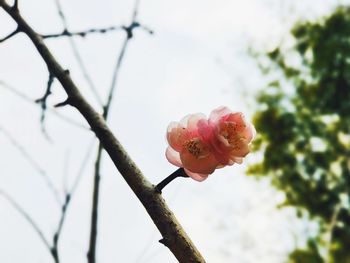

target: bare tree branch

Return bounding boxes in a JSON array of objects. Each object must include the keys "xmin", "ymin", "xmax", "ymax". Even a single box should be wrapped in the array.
[
  {"xmin": 0, "ymin": 80, "xmax": 89, "ymax": 130},
  {"xmin": 42, "ymin": 26, "xmax": 123, "ymax": 39},
  {"xmin": 52, "ymin": 0, "xmax": 103, "ymax": 106},
  {"xmin": 0, "ymin": 126, "xmax": 62, "ymax": 206},
  {"xmin": 0, "ymin": 27, "xmax": 20, "ymax": 42},
  {"xmin": 0, "ymin": 189, "xmax": 52, "ymax": 253},
  {"xmin": 0, "ymin": 1, "xmax": 206, "ymax": 261}
]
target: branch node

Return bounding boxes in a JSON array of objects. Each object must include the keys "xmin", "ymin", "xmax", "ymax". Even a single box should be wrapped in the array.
[
  {"xmin": 53, "ymin": 233, "xmax": 58, "ymax": 244},
  {"xmin": 122, "ymin": 26, "xmax": 133, "ymax": 39},
  {"xmin": 0, "ymin": 27, "xmax": 21, "ymax": 43},
  {"xmin": 35, "ymin": 73, "xmax": 55, "ymax": 138},
  {"xmin": 159, "ymin": 238, "xmax": 169, "ymax": 247},
  {"xmin": 122, "ymin": 22, "xmax": 140, "ymax": 39},
  {"xmin": 65, "ymin": 193, "xmax": 71, "ymax": 203},
  {"xmin": 12, "ymin": 0, "xmax": 19, "ymax": 11},
  {"xmin": 54, "ymin": 98, "xmax": 72, "ymax": 108}
]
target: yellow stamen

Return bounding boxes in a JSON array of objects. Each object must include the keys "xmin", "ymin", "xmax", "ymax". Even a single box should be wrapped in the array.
[
  {"xmin": 220, "ymin": 122, "xmax": 245, "ymax": 149},
  {"xmin": 184, "ymin": 139, "xmax": 209, "ymax": 159}
]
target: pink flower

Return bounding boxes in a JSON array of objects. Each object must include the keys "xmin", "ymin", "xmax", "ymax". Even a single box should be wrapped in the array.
[
  {"xmin": 166, "ymin": 113, "xmax": 219, "ymax": 181},
  {"xmin": 165, "ymin": 106, "xmax": 256, "ymax": 181},
  {"xmin": 209, "ymin": 106, "xmax": 256, "ymax": 166}
]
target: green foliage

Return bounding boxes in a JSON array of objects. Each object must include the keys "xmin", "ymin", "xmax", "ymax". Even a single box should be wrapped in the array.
[
  {"xmin": 288, "ymin": 240, "xmax": 323, "ymax": 263},
  {"xmin": 250, "ymin": 6, "xmax": 350, "ymax": 263}
]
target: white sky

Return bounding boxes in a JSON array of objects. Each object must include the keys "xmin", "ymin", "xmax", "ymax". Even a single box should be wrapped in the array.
[{"xmin": 0, "ymin": 0, "xmax": 347, "ymax": 262}]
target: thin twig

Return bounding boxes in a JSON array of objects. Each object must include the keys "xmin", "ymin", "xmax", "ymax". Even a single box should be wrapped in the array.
[
  {"xmin": 51, "ymin": 194, "xmax": 69, "ymax": 263},
  {"xmin": 0, "ymin": 80, "xmax": 89, "ymax": 130},
  {"xmin": 0, "ymin": 189, "xmax": 51, "ymax": 252},
  {"xmin": 87, "ymin": 144, "xmax": 103, "ymax": 263},
  {"xmin": 0, "ymin": 27, "xmax": 20, "ymax": 42},
  {"xmin": 52, "ymin": 0, "xmax": 103, "ymax": 106},
  {"xmin": 107, "ymin": 26, "xmax": 153, "ymax": 111},
  {"xmin": 0, "ymin": 126, "xmax": 62, "ymax": 206},
  {"xmin": 42, "ymin": 26, "xmax": 123, "ymax": 39},
  {"xmin": 51, "ymin": 138, "xmax": 95, "ymax": 261},
  {"xmin": 87, "ymin": 1, "xmax": 147, "ymax": 262},
  {"xmin": 0, "ymin": 189, "xmax": 59, "ymax": 263},
  {"xmin": 36, "ymin": 73, "xmax": 54, "ymax": 122},
  {"xmin": 13, "ymin": 0, "xmax": 18, "ymax": 10},
  {"xmin": 154, "ymin": 168, "xmax": 188, "ymax": 193},
  {"xmin": 0, "ymin": 79, "xmax": 33, "ymax": 101},
  {"xmin": 62, "ymin": 149, "xmax": 71, "ymax": 195},
  {"xmin": 0, "ymin": 1, "xmax": 205, "ymax": 260},
  {"xmin": 35, "ymin": 73, "xmax": 55, "ymax": 139},
  {"xmin": 70, "ymin": 138, "xmax": 96, "ymax": 194}
]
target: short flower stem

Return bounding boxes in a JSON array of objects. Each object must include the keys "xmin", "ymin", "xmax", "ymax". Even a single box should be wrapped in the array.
[{"xmin": 155, "ymin": 168, "xmax": 189, "ymax": 193}]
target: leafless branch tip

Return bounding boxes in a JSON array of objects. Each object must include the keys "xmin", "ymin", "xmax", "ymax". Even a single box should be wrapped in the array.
[{"xmin": 0, "ymin": 27, "xmax": 20, "ymax": 43}]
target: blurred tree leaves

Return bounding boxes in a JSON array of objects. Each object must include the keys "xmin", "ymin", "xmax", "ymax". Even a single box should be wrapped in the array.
[{"xmin": 249, "ymin": 6, "xmax": 350, "ymax": 263}]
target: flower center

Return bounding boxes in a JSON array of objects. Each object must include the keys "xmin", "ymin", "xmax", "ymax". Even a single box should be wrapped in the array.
[
  {"xmin": 220, "ymin": 122, "xmax": 245, "ymax": 149},
  {"xmin": 184, "ymin": 139, "xmax": 209, "ymax": 159},
  {"xmin": 220, "ymin": 122, "xmax": 237, "ymax": 142}
]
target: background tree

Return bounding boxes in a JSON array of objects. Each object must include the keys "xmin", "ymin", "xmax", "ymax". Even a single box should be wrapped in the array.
[{"xmin": 250, "ymin": 5, "xmax": 350, "ymax": 263}]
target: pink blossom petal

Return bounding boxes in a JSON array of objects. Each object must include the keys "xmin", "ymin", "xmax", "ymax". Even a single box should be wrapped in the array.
[
  {"xmin": 166, "ymin": 124, "xmax": 190, "ymax": 152},
  {"xmin": 165, "ymin": 147, "xmax": 183, "ymax": 167},
  {"xmin": 231, "ymin": 157, "xmax": 243, "ymax": 164},
  {"xmin": 229, "ymin": 141, "xmax": 250, "ymax": 157},
  {"xmin": 166, "ymin": 122, "xmax": 179, "ymax": 146},
  {"xmin": 179, "ymin": 113, "xmax": 205, "ymax": 128},
  {"xmin": 179, "ymin": 114, "xmax": 192, "ymax": 127},
  {"xmin": 209, "ymin": 106, "xmax": 232, "ymax": 125},
  {"xmin": 215, "ymin": 164, "xmax": 226, "ymax": 169},
  {"xmin": 226, "ymin": 113, "xmax": 256, "ymax": 143},
  {"xmin": 242, "ymin": 123, "xmax": 256, "ymax": 142},
  {"xmin": 186, "ymin": 113, "xmax": 207, "ymax": 138},
  {"xmin": 180, "ymin": 145, "xmax": 219, "ymax": 174},
  {"xmin": 226, "ymin": 112, "xmax": 245, "ymax": 124},
  {"xmin": 197, "ymin": 118, "xmax": 214, "ymax": 142},
  {"xmin": 167, "ymin": 121, "xmax": 179, "ymax": 133},
  {"xmin": 210, "ymin": 144, "xmax": 231, "ymax": 165},
  {"xmin": 217, "ymin": 134, "xmax": 231, "ymax": 147},
  {"xmin": 184, "ymin": 169, "xmax": 209, "ymax": 181}
]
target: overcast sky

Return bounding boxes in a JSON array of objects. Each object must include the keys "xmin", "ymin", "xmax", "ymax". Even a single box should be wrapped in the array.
[{"xmin": 0, "ymin": 0, "xmax": 347, "ymax": 262}]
